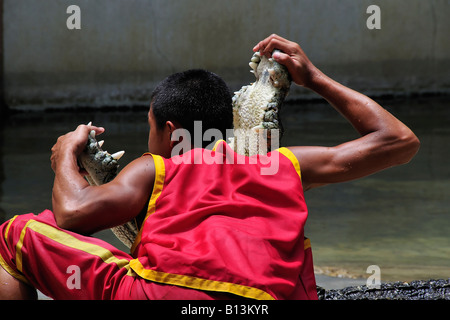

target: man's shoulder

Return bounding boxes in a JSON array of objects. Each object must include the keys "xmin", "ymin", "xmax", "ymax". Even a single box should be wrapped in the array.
[{"xmin": 115, "ymin": 154, "xmax": 156, "ymax": 183}]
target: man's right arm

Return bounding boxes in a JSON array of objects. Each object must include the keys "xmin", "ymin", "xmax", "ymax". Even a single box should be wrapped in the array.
[
  {"xmin": 51, "ymin": 124, "xmax": 156, "ymax": 234},
  {"xmin": 254, "ymin": 34, "xmax": 420, "ymax": 190}
]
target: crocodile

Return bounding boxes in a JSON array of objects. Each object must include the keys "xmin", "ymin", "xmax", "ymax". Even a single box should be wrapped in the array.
[
  {"xmin": 77, "ymin": 128, "xmax": 138, "ymax": 248},
  {"xmin": 230, "ymin": 50, "xmax": 291, "ymax": 156}
]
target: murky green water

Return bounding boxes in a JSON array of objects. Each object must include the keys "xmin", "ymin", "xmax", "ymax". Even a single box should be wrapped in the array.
[{"xmin": 1, "ymin": 96, "xmax": 449, "ymax": 282}]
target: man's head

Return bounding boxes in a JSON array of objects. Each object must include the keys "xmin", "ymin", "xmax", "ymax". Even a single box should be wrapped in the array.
[{"xmin": 147, "ymin": 69, "xmax": 232, "ymax": 157}]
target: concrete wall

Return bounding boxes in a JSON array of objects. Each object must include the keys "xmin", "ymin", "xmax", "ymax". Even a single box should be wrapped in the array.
[{"xmin": 3, "ymin": 0, "xmax": 450, "ymax": 110}]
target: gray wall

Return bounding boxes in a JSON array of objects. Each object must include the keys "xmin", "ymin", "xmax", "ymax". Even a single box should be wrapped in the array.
[{"xmin": 3, "ymin": 0, "xmax": 450, "ymax": 110}]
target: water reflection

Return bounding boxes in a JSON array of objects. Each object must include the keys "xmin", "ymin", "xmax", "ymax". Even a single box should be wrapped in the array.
[
  {"xmin": 282, "ymin": 97, "xmax": 450, "ymax": 281},
  {"xmin": 0, "ymin": 97, "xmax": 449, "ymax": 281}
]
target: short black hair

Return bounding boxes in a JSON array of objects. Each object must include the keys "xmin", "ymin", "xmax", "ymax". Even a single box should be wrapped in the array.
[{"xmin": 150, "ymin": 69, "xmax": 232, "ymax": 148}]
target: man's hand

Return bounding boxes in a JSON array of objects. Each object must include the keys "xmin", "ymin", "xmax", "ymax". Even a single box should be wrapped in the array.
[
  {"xmin": 254, "ymin": 34, "xmax": 420, "ymax": 191},
  {"xmin": 51, "ymin": 123, "xmax": 104, "ymax": 173},
  {"xmin": 50, "ymin": 123, "xmax": 155, "ymax": 234},
  {"xmin": 253, "ymin": 34, "xmax": 319, "ymax": 88}
]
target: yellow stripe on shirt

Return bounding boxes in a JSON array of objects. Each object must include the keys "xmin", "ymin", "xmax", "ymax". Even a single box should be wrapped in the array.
[
  {"xmin": 130, "ymin": 258, "xmax": 275, "ymax": 300},
  {"xmin": 131, "ymin": 153, "xmax": 166, "ymax": 254},
  {"xmin": 15, "ymin": 220, "xmax": 130, "ymax": 273},
  {"xmin": 276, "ymin": 147, "xmax": 301, "ymax": 181}
]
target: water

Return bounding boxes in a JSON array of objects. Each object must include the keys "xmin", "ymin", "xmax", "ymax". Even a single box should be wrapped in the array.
[{"xmin": 1, "ymin": 96, "xmax": 449, "ymax": 282}]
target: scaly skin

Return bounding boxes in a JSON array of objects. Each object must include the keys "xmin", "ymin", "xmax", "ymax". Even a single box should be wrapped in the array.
[
  {"xmin": 78, "ymin": 129, "xmax": 137, "ymax": 249},
  {"xmin": 78, "ymin": 130, "xmax": 121, "ymax": 185},
  {"xmin": 231, "ymin": 50, "xmax": 291, "ymax": 156}
]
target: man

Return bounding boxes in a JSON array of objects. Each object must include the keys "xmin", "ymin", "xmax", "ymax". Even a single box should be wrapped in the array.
[{"xmin": 0, "ymin": 34, "xmax": 419, "ymax": 300}]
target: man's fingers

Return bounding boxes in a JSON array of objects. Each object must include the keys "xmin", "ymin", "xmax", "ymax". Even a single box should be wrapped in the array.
[
  {"xmin": 272, "ymin": 51, "xmax": 294, "ymax": 69},
  {"xmin": 254, "ymin": 34, "xmax": 291, "ymax": 57},
  {"xmin": 254, "ymin": 36, "xmax": 298, "ymax": 74},
  {"xmin": 262, "ymin": 36, "xmax": 285, "ymax": 55},
  {"xmin": 78, "ymin": 123, "xmax": 105, "ymax": 137},
  {"xmin": 253, "ymin": 34, "xmax": 283, "ymax": 50}
]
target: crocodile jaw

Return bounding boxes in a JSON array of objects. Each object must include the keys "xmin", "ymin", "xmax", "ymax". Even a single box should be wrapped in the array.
[
  {"xmin": 78, "ymin": 130, "xmax": 123, "ymax": 186},
  {"xmin": 77, "ymin": 128, "xmax": 138, "ymax": 249},
  {"xmin": 232, "ymin": 50, "xmax": 291, "ymax": 156}
]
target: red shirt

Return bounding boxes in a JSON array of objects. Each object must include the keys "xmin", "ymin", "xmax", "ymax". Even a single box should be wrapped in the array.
[{"xmin": 130, "ymin": 141, "xmax": 317, "ymax": 300}]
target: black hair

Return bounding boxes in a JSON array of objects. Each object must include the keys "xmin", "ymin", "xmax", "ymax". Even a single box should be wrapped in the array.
[{"xmin": 150, "ymin": 69, "xmax": 233, "ymax": 148}]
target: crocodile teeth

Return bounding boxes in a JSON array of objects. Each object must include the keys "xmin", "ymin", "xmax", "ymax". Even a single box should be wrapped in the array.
[
  {"xmin": 90, "ymin": 130, "xmax": 96, "ymax": 138},
  {"xmin": 252, "ymin": 124, "xmax": 265, "ymax": 131},
  {"xmin": 251, "ymin": 56, "xmax": 260, "ymax": 63},
  {"xmin": 249, "ymin": 62, "xmax": 258, "ymax": 70},
  {"xmin": 98, "ymin": 140, "xmax": 104, "ymax": 147},
  {"xmin": 111, "ymin": 151, "xmax": 125, "ymax": 160},
  {"xmin": 268, "ymin": 68, "xmax": 275, "ymax": 77},
  {"xmin": 87, "ymin": 121, "xmax": 92, "ymax": 126}
]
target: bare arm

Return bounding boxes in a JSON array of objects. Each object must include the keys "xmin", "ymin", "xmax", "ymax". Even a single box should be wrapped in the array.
[
  {"xmin": 254, "ymin": 34, "xmax": 420, "ymax": 190},
  {"xmin": 51, "ymin": 124, "xmax": 155, "ymax": 234}
]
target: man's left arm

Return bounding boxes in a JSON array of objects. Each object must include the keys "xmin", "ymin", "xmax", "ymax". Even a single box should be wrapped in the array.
[
  {"xmin": 254, "ymin": 34, "xmax": 420, "ymax": 190},
  {"xmin": 51, "ymin": 124, "xmax": 155, "ymax": 234}
]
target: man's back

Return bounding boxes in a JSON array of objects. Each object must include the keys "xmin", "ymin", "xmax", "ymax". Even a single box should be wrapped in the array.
[{"xmin": 130, "ymin": 141, "xmax": 317, "ymax": 299}]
